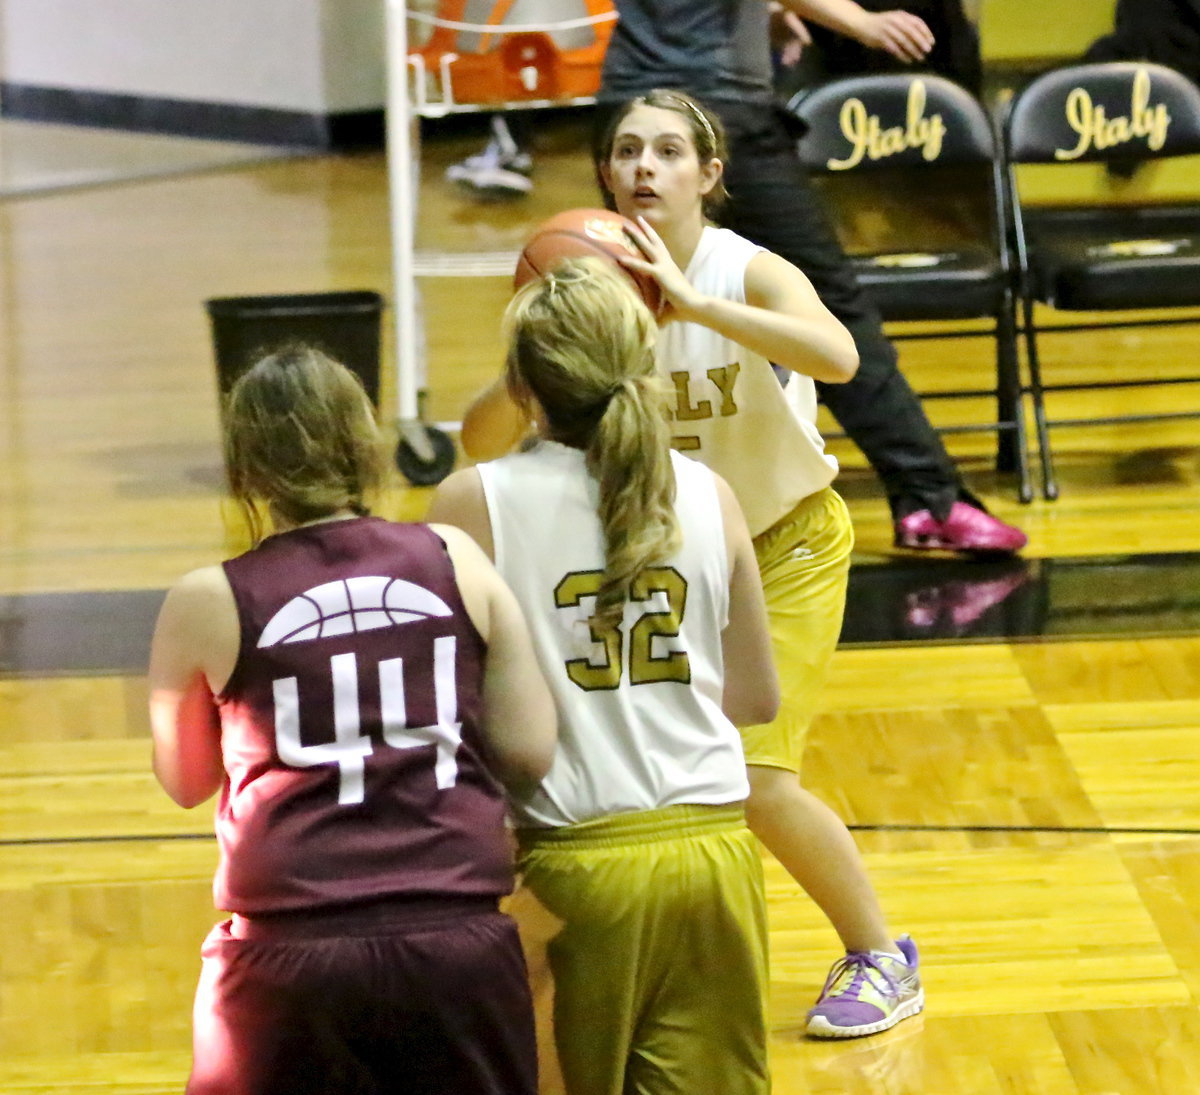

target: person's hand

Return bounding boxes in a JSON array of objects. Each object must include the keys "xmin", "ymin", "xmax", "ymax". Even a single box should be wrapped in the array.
[
  {"xmin": 620, "ymin": 217, "xmax": 705, "ymax": 323},
  {"xmin": 770, "ymin": 3, "xmax": 813, "ymax": 67},
  {"xmin": 854, "ymin": 10, "xmax": 934, "ymax": 62}
]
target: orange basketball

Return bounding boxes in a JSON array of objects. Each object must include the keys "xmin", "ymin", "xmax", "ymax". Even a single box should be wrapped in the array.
[{"xmin": 514, "ymin": 208, "xmax": 663, "ymax": 315}]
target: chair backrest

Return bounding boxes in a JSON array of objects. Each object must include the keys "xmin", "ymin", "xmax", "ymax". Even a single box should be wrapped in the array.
[
  {"xmin": 1004, "ymin": 61, "xmax": 1200, "ymax": 164},
  {"xmin": 786, "ymin": 73, "xmax": 996, "ymax": 173}
]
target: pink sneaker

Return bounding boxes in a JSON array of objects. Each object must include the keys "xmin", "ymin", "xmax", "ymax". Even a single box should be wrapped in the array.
[{"xmin": 894, "ymin": 502, "xmax": 1027, "ymax": 555}]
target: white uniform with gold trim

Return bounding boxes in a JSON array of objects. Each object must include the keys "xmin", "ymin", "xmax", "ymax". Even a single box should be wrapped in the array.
[
  {"xmin": 658, "ymin": 225, "xmax": 838, "ymax": 536},
  {"xmin": 476, "ymin": 441, "xmax": 748, "ymax": 828}
]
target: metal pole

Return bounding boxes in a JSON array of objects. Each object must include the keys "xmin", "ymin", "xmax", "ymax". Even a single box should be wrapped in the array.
[{"xmin": 384, "ymin": 0, "xmax": 435, "ymax": 460}]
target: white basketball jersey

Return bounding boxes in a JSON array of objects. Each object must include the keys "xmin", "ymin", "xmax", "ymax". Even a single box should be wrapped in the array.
[
  {"xmin": 657, "ymin": 226, "xmax": 838, "ymax": 536},
  {"xmin": 477, "ymin": 442, "xmax": 749, "ymax": 827}
]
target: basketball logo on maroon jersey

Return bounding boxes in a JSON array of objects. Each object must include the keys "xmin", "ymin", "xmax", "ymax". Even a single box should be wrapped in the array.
[{"xmin": 258, "ymin": 576, "xmax": 453, "ymax": 647}]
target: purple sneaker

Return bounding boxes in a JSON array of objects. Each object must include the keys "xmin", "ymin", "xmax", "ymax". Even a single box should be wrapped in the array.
[
  {"xmin": 806, "ymin": 935, "xmax": 924, "ymax": 1039},
  {"xmin": 894, "ymin": 501, "xmax": 1028, "ymax": 555}
]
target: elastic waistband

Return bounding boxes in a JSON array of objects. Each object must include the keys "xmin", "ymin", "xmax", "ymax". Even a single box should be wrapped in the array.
[
  {"xmin": 755, "ymin": 485, "xmax": 839, "ymax": 544},
  {"xmin": 517, "ymin": 802, "xmax": 747, "ymax": 852},
  {"xmin": 229, "ymin": 895, "xmax": 500, "ymax": 941}
]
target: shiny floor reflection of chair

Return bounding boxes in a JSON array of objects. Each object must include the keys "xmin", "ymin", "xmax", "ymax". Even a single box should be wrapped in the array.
[{"xmin": 2, "ymin": 117, "xmax": 1200, "ymax": 1094}]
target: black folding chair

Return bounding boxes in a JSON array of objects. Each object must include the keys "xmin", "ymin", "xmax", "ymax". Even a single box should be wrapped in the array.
[
  {"xmin": 1002, "ymin": 61, "xmax": 1200, "ymax": 500},
  {"xmin": 787, "ymin": 73, "xmax": 1032, "ymax": 502}
]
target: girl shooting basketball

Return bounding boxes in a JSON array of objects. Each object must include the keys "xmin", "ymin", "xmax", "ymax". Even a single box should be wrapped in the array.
[{"xmin": 462, "ymin": 90, "xmax": 922, "ymax": 1041}]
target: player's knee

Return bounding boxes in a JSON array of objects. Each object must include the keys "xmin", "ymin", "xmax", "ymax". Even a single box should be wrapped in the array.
[{"xmin": 744, "ymin": 764, "xmax": 802, "ymax": 827}]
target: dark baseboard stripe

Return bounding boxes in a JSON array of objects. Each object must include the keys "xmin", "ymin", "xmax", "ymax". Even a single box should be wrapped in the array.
[
  {"xmin": 0, "ymin": 83, "xmax": 385, "ymax": 150},
  {"xmin": 5, "ymin": 552, "xmax": 1200, "ymax": 678}
]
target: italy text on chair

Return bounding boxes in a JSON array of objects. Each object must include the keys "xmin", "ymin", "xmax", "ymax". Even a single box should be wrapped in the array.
[
  {"xmin": 1002, "ymin": 61, "xmax": 1200, "ymax": 500},
  {"xmin": 786, "ymin": 73, "xmax": 1032, "ymax": 502}
]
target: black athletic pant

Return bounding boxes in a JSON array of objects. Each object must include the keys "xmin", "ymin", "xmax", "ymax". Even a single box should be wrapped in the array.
[{"xmin": 710, "ymin": 99, "xmax": 973, "ymax": 520}]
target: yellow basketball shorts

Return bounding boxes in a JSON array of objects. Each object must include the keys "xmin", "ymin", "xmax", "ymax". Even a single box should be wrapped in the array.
[
  {"xmin": 740, "ymin": 486, "xmax": 854, "ymax": 773},
  {"xmin": 517, "ymin": 804, "xmax": 770, "ymax": 1095}
]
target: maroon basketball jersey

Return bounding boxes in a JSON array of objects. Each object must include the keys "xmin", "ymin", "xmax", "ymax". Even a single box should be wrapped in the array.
[{"xmin": 214, "ymin": 517, "xmax": 512, "ymax": 914}]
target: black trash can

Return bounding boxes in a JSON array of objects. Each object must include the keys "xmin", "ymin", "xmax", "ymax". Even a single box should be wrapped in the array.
[{"xmin": 205, "ymin": 290, "xmax": 384, "ymax": 407}]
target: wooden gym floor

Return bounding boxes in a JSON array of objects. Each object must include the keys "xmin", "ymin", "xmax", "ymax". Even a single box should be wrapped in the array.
[{"xmin": 2, "ymin": 111, "xmax": 1200, "ymax": 1094}]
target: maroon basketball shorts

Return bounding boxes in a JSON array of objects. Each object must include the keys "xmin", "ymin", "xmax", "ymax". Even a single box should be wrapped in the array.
[{"xmin": 186, "ymin": 897, "xmax": 537, "ymax": 1095}]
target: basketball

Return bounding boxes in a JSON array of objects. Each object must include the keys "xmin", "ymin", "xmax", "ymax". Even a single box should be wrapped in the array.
[{"xmin": 514, "ymin": 208, "xmax": 663, "ymax": 315}]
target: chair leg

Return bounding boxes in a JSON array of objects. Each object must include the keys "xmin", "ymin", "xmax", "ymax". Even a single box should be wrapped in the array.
[
  {"xmin": 994, "ymin": 301, "xmax": 1033, "ymax": 502},
  {"xmin": 1021, "ymin": 296, "xmax": 1057, "ymax": 500},
  {"xmin": 994, "ymin": 354, "xmax": 1019, "ymax": 475},
  {"xmin": 1013, "ymin": 411, "xmax": 1034, "ymax": 504}
]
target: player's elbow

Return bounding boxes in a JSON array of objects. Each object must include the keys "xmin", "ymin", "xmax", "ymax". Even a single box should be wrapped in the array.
[
  {"xmin": 153, "ymin": 757, "xmax": 219, "ymax": 809},
  {"xmin": 495, "ymin": 741, "xmax": 556, "ymax": 800},
  {"xmin": 518, "ymin": 714, "xmax": 558, "ymax": 784},
  {"xmin": 735, "ymin": 697, "xmax": 782, "ymax": 728},
  {"xmin": 517, "ymin": 748, "xmax": 555, "ymax": 787},
  {"xmin": 490, "ymin": 707, "xmax": 558, "ymax": 790},
  {"xmin": 823, "ymin": 332, "xmax": 860, "ymax": 383},
  {"xmin": 759, "ymin": 680, "xmax": 782, "ymax": 724},
  {"xmin": 505, "ymin": 738, "xmax": 555, "ymax": 787},
  {"xmin": 170, "ymin": 786, "xmax": 215, "ymax": 810},
  {"xmin": 151, "ymin": 730, "xmax": 223, "ymax": 809},
  {"xmin": 793, "ymin": 333, "xmax": 858, "ymax": 384},
  {"xmin": 723, "ymin": 679, "xmax": 781, "ymax": 728}
]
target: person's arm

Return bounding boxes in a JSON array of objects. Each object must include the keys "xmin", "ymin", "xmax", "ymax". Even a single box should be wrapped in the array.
[
  {"xmin": 426, "ymin": 467, "xmax": 495, "ymax": 559},
  {"xmin": 461, "ymin": 377, "xmax": 531, "ymax": 462},
  {"xmin": 774, "ymin": 0, "xmax": 934, "ymax": 62},
  {"xmin": 430, "ymin": 523, "xmax": 557, "ymax": 792},
  {"xmin": 622, "ymin": 216, "xmax": 859, "ymax": 383},
  {"xmin": 147, "ymin": 566, "xmax": 240, "ymax": 808},
  {"xmin": 713, "ymin": 474, "xmax": 780, "ymax": 726},
  {"xmin": 770, "ymin": 1, "xmax": 813, "ymax": 66}
]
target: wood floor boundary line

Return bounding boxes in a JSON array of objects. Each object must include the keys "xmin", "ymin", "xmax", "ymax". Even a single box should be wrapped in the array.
[
  {"xmin": 8, "ymin": 822, "xmax": 1200, "ymax": 851},
  {"xmin": 0, "ymin": 832, "xmax": 214, "ymax": 848},
  {"xmin": 849, "ymin": 823, "xmax": 1200, "ymax": 835}
]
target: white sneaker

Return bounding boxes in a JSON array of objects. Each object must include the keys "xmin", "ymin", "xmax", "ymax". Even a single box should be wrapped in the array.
[{"xmin": 445, "ymin": 115, "xmax": 533, "ymax": 200}]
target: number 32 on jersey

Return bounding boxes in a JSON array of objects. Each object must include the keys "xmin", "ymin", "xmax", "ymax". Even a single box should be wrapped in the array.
[{"xmin": 555, "ymin": 567, "xmax": 691, "ymax": 691}]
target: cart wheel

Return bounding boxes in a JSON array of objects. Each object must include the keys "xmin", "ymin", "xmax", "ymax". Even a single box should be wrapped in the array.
[{"xmin": 396, "ymin": 426, "xmax": 456, "ymax": 486}]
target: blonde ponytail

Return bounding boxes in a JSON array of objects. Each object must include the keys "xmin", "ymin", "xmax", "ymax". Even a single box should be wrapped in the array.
[
  {"xmin": 587, "ymin": 374, "xmax": 679, "ymax": 627},
  {"xmin": 504, "ymin": 258, "xmax": 680, "ymax": 628}
]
